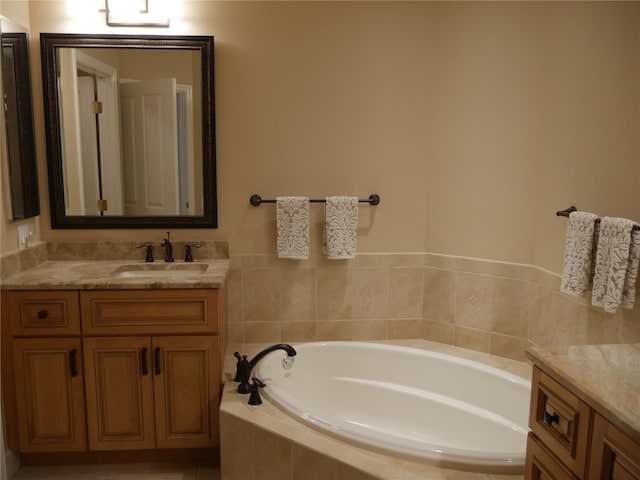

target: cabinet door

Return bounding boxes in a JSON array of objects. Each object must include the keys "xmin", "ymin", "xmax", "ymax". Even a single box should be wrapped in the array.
[
  {"xmin": 589, "ymin": 413, "xmax": 640, "ymax": 480},
  {"xmin": 525, "ymin": 433, "xmax": 576, "ymax": 480},
  {"xmin": 12, "ymin": 338, "xmax": 86, "ymax": 452},
  {"xmin": 530, "ymin": 367, "xmax": 591, "ymax": 478},
  {"xmin": 153, "ymin": 336, "xmax": 220, "ymax": 448},
  {"xmin": 83, "ymin": 337, "xmax": 156, "ymax": 450}
]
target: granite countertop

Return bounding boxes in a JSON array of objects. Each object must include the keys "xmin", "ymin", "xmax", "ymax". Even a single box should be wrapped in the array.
[
  {"xmin": 527, "ymin": 343, "xmax": 640, "ymax": 444},
  {"xmin": 0, "ymin": 259, "xmax": 230, "ymax": 290}
]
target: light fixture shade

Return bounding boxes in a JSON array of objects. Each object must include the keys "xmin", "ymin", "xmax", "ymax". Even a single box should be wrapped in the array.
[{"xmin": 104, "ymin": 0, "xmax": 170, "ymax": 27}]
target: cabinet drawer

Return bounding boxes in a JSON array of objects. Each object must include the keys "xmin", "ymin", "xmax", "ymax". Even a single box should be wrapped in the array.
[
  {"xmin": 529, "ymin": 367, "xmax": 591, "ymax": 478},
  {"xmin": 526, "ymin": 433, "xmax": 577, "ymax": 480},
  {"xmin": 80, "ymin": 289, "xmax": 219, "ymax": 335},
  {"xmin": 589, "ymin": 413, "xmax": 640, "ymax": 480},
  {"xmin": 7, "ymin": 291, "xmax": 80, "ymax": 336}
]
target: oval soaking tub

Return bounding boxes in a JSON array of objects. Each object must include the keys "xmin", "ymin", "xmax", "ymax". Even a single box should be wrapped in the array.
[{"xmin": 256, "ymin": 341, "xmax": 531, "ymax": 473}]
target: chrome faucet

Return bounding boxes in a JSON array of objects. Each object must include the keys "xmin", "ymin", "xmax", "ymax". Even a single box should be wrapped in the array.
[
  {"xmin": 160, "ymin": 231, "xmax": 174, "ymax": 262},
  {"xmin": 233, "ymin": 343, "xmax": 297, "ymax": 396}
]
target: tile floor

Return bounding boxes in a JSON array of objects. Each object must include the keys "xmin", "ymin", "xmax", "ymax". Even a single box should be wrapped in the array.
[{"xmin": 10, "ymin": 462, "xmax": 221, "ymax": 480}]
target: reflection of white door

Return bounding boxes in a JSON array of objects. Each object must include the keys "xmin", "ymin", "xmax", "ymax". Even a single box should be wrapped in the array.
[{"xmin": 120, "ymin": 78, "xmax": 179, "ymax": 216}]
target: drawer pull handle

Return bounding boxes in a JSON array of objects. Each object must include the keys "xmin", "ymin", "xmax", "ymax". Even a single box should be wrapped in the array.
[
  {"xmin": 69, "ymin": 349, "xmax": 79, "ymax": 378},
  {"xmin": 544, "ymin": 411, "xmax": 560, "ymax": 427},
  {"xmin": 140, "ymin": 348, "xmax": 149, "ymax": 376},
  {"xmin": 154, "ymin": 347, "xmax": 161, "ymax": 375},
  {"xmin": 37, "ymin": 310, "xmax": 48, "ymax": 319}
]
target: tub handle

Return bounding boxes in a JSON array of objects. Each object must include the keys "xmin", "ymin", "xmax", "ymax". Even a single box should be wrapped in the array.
[
  {"xmin": 248, "ymin": 378, "xmax": 266, "ymax": 406},
  {"xmin": 543, "ymin": 411, "xmax": 560, "ymax": 427}
]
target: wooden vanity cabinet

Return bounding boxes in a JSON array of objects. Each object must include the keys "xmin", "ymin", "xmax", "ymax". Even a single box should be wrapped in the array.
[
  {"xmin": 589, "ymin": 413, "xmax": 640, "ymax": 480},
  {"xmin": 526, "ymin": 365, "xmax": 640, "ymax": 480},
  {"xmin": 2, "ymin": 288, "xmax": 226, "ymax": 458},
  {"xmin": 2, "ymin": 291, "xmax": 86, "ymax": 453},
  {"xmin": 12, "ymin": 337, "xmax": 87, "ymax": 452},
  {"xmin": 83, "ymin": 335, "xmax": 220, "ymax": 451}
]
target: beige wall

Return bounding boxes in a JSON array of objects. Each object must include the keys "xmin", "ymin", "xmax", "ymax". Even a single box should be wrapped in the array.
[
  {"xmin": 4, "ymin": 1, "xmax": 640, "ymax": 274},
  {"xmin": 1, "ymin": 0, "xmax": 41, "ymax": 255}
]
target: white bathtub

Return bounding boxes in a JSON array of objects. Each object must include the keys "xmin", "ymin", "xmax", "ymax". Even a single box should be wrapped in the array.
[{"xmin": 256, "ymin": 341, "xmax": 531, "ymax": 473}]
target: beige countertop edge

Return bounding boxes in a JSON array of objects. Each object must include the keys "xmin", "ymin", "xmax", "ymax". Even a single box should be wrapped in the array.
[
  {"xmin": 526, "ymin": 344, "xmax": 640, "ymax": 445},
  {"xmin": 0, "ymin": 259, "xmax": 230, "ymax": 290}
]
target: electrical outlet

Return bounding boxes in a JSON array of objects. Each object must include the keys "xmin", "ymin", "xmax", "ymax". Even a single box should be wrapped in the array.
[{"xmin": 17, "ymin": 222, "xmax": 35, "ymax": 249}]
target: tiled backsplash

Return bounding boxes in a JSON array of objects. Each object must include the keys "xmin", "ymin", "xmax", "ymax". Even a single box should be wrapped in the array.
[{"xmin": 227, "ymin": 253, "xmax": 640, "ymax": 361}]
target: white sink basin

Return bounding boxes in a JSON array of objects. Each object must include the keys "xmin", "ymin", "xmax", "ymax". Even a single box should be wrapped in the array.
[{"xmin": 113, "ymin": 263, "xmax": 207, "ymax": 278}]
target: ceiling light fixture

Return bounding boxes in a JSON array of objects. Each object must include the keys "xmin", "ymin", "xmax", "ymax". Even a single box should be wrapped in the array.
[{"xmin": 101, "ymin": 0, "xmax": 170, "ymax": 27}]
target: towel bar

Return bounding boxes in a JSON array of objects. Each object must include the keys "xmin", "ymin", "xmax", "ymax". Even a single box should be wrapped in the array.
[
  {"xmin": 250, "ymin": 194, "xmax": 380, "ymax": 207},
  {"xmin": 556, "ymin": 206, "xmax": 640, "ymax": 231}
]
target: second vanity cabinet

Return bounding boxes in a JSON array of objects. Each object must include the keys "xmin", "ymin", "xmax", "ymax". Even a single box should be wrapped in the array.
[
  {"xmin": 526, "ymin": 363, "xmax": 640, "ymax": 480},
  {"xmin": 2, "ymin": 288, "xmax": 227, "ymax": 458}
]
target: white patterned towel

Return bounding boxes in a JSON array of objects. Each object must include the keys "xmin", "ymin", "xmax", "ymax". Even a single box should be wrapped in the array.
[
  {"xmin": 560, "ymin": 211, "xmax": 599, "ymax": 297},
  {"xmin": 591, "ymin": 217, "xmax": 636, "ymax": 313},
  {"xmin": 622, "ymin": 229, "xmax": 640, "ymax": 310},
  {"xmin": 276, "ymin": 197, "xmax": 310, "ymax": 259},
  {"xmin": 324, "ymin": 196, "xmax": 359, "ymax": 259}
]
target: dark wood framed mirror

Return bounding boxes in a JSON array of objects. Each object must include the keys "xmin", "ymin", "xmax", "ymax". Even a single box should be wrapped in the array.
[
  {"xmin": 2, "ymin": 31, "xmax": 40, "ymax": 220},
  {"xmin": 40, "ymin": 33, "xmax": 217, "ymax": 229}
]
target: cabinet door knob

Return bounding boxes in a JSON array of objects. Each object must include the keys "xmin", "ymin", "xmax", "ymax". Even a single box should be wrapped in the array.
[
  {"xmin": 37, "ymin": 310, "xmax": 48, "ymax": 319},
  {"xmin": 140, "ymin": 348, "xmax": 149, "ymax": 376},
  {"xmin": 154, "ymin": 347, "xmax": 161, "ymax": 375},
  {"xmin": 543, "ymin": 411, "xmax": 560, "ymax": 427},
  {"xmin": 69, "ymin": 348, "xmax": 79, "ymax": 378}
]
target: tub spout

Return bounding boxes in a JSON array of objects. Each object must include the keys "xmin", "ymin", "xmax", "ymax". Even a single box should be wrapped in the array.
[{"xmin": 233, "ymin": 343, "xmax": 297, "ymax": 395}]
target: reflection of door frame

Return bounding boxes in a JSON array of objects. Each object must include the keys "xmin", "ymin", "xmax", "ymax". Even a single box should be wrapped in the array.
[
  {"xmin": 74, "ymin": 51, "xmax": 124, "ymax": 215},
  {"xmin": 176, "ymin": 84, "xmax": 195, "ymax": 215},
  {"xmin": 58, "ymin": 50, "xmax": 124, "ymax": 215}
]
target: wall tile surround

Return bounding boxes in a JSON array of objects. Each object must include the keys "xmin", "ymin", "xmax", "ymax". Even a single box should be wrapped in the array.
[
  {"xmin": 227, "ymin": 253, "xmax": 640, "ymax": 361},
  {"xmin": 2, "ymin": 245, "xmax": 637, "ymax": 362}
]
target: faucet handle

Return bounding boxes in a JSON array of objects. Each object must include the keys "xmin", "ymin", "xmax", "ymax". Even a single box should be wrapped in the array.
[
  {"xmin": 233, "ymin": 352, "xmax": 252, "ymax": 394},
  {"xmin": 248, "ymin": 378, "xmax": 266, "ymax": 406},
  {"xmin": 233, "ymin": 352, "xmax": 247, "ymax": 381},
  {"xmin": 184, "ymin": 243, "xmax": 201, "ymax": 262},
  {"xmin": 136, "ymin": 243, "xmax": 154, "ymax": 262}
]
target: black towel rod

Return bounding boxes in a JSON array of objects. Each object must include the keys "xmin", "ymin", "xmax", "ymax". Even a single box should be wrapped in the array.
[
  {"xmin": 250, "ymin": 194, "xmax": 381, "ymax": 207},
  {"xmin": 556, "ymin": 206, "xmax": 640, "ymax": 231}
]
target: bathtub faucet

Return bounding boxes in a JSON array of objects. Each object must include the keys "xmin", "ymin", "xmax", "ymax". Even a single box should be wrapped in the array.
[{"xmin": 233, "ymin": 343, "xmax": 297, "ymax": 394}]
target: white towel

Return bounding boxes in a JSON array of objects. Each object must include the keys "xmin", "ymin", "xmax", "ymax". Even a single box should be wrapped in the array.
[
  {"xmin": 591, "ymin": 217, "xmax": 636, "ymax": 313},
  {"xmin": 276, "ymin": 197, "xmax": 309, "ymax": 259},
  {"xmin": 622, "ymin": 229, "xmax": 640, "ymax": 309},
  {"xmin": 324, "ymin": 196, "xmax": 358, "ymax": 259},
  {"xmin": 560, "ymin": 211, "xmax": 599, "ymax": 297}
]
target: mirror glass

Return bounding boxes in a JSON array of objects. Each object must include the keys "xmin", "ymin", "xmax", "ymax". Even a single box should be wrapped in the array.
[
  {"xmin": 1, "ymin": 26, "xmax": 40, "ymax": 220},
  {"xmin": 41, "ymin": 34, "xmax": 217, "ymax": 228}
]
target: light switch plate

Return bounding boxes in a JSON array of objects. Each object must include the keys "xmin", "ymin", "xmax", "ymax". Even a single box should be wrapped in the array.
[{"xmin": 17, "ymin": 222, "xmax": 35, "ymax": 249}]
